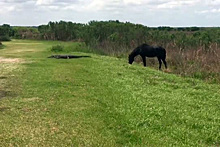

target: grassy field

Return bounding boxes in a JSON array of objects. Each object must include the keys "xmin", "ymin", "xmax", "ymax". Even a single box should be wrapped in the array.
[{"xmin": 0, "ymin": 40, "xmax": 220, "ymax": 146}]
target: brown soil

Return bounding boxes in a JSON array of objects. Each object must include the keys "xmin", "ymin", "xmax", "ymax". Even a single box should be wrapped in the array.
[{"xmin": 0, "ymin": 57, "xmax": 23, "ymax": 63}]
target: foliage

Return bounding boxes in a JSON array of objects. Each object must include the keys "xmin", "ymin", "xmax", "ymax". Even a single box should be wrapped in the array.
[
  {"xmin": 35, "ymin": 21, "xmax": 220, "ymax": 53},
  {"xmin": 12, "ymin": 27, "xmax": 40, "ymax": 39},
  {"xmin": 51, "ymin": 44, "xmax": 64, "ymax": 52},
  {"xmin": 38, "ymin": 21, "xmax": 83, "ymax": 41},
  {"xmin": 0, "ymin": 42, "xmax": 4, "ymax": 49},
  {"xmin": 0, "ymin": 36, "xmax": 11, "ymax": 41},
  {"xmin": 0, "ymin": 24, "xmax": 13, "ymax": 41},
  {"xmin": 50, "ymin": 42, "xmax": 91, "ymax": 53}
]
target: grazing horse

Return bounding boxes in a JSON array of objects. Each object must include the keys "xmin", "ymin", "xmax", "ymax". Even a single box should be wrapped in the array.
[{"xmin": 128, "ymin": 43, "xmax": 167, "ymax": 70}]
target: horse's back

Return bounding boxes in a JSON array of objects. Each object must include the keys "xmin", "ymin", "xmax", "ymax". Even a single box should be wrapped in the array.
[
  {"xmin": 141, "ymin": 44, "xmax": 158, "ymax": 57},
  {"xmin": 140, "ymin": 44, "xmax": 166, "ymax": 58}
]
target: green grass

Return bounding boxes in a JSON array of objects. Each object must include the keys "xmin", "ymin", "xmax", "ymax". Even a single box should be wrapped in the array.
[
  {"xmin": 0, "ymin": 44, "xmax": 5, "ymax": 49},
  {"xmin": 0, "ymin": 40, "xmax": 220, "ymax": 146}
]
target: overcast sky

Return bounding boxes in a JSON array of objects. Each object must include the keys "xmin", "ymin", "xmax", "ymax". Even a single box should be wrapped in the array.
[{"xmin": 0, "ymin": 0, "xmax": 220, "ymax": 27}]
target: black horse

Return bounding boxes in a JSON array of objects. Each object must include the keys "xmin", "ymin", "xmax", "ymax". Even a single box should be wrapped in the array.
[{"xmin": 128, "ymin": 44, "xmax": 167, "ymax": 70}]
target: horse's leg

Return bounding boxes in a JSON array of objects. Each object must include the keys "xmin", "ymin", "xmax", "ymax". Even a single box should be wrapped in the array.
[
  {"xmin": 162, "ymin": 58, "xmax": 167, "ymax": 69},
  {"xmin": 157, "ymin": 57, "xmax": 162, "ymax": 70},
  {"xmin": 141, "ymin": 56, "xmax": 146, "ymax": 67}
]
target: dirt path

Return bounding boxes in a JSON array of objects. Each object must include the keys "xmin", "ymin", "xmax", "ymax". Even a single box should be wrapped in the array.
[
  {"xmin": 0, "ymin": 60, "xmax": 21, "ymax": 99},
  {"xmin": 0, "ymin": 41, "xmax": 28, "ymax": 99},
  {"xmin": 0, "ymin": 57, "xmax": 23, "ymax": 63}
]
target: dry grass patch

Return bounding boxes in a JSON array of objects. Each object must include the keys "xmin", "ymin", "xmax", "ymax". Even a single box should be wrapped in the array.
[
  {"xmin": 21, "ymin": 97, "xmax": 42, "ymax": 102},
  {"xmin": 0, "ymin": 57, "xmax": 24, "ymax": 99},
  {"xmin": 0, "ymin": 57, "xmax": 24, "ymax": 64},
  {"xmin": 12, "ymin": 43, "xmax": 43, "ymax": 45}
]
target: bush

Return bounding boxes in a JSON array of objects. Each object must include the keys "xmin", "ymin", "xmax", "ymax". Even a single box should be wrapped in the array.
[
  {"xmin": 51, "ymin": 45, "xmax": 64, "ymax": 52},
  {"xmin": 0, "ymin": 35, "xmax": 11, "ymax": 41},
  {"xmin": 0, "ymin": 42, "xmax": 4, "ymax": 49}
]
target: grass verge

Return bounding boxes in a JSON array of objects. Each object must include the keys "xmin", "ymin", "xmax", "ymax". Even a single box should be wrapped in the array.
[{"xmin": 0, "ymin": 40, "xmax": 219, "ymax": 146}]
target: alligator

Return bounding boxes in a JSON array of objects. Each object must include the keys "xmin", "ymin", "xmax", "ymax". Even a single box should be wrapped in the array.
[{"xmin": 48, "ymin": 55, "xmax": 90, "ymax": 59}]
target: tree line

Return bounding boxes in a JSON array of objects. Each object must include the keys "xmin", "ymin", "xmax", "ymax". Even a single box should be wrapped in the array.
[{"xmin": 1, "ymin": 21, "xmax": 219, "ymax": 52}]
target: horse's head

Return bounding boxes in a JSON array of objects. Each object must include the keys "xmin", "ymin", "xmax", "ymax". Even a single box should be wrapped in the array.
[
  {"xmin": 128, "ymin": 54, "xmax": 134, "ymax": 64},
  {"xmin": 128, "ymin": 46, "xmax": 141, "ymax": 64}
]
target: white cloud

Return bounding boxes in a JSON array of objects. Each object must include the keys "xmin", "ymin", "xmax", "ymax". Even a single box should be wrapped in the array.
[
  {"xmin": 2, "ymin": 0, "xmax": 27, "ymax": 2},
  {"xmin": 36, "ymin": 0, "xmax": 54, "ymax": 5},
  {"xmin": 83, "ymin": 0, "xmax": 122, "ymax": 11},
  {"xmin": 48, "ymin": 6, "xmax": 59, "ymax": 10},
  {"xmin": 196, "ymin": 8, "xmax": 220, "ymax": 14},
  {"xmin": 0, "ymin": 5, "xmax": 15, "ymax": 14},
  {"xmin": 0, "ymin": 1, "xmax": 22, "ymax": 14},
  {"xmin": 85, "ymin": 0, "xmax": 106, "ymax": 10},
  {"xmin": 123, "ymin": 0, "xmax": 144, "ymax": 5},
  {"xmin": 1, "ymin": 0, "xmax": 220, "ymax": 26},
  {"xmin": 157, "ymin": 0, "xmax": 199, "ymax": 9},
  {"xmin": 205, "ymin": 0, "xmax": 220, "ymax": 6}
]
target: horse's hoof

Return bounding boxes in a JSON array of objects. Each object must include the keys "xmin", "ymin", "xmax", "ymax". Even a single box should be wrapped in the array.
[{"xmin": 164, "ymin": 69, "xmax": 172, "ymax": 73}]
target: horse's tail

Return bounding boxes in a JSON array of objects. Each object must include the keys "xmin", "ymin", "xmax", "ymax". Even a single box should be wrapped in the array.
[
  {"xmin": 159, "ymin": 47, "xmax": 166, "ymax": 59},
  {"xmin": 164, "ymin": 48, "xmax": 167, "ymax": 59}
]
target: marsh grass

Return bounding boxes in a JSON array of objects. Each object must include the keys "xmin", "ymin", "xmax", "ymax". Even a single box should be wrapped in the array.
[
  {"xmin": 167, "ymin": 46, "xmax": 220, "ymax": 83},
  {"xmin": 0, "ymin": 40, "xmax": 219, "ymax": 146}
]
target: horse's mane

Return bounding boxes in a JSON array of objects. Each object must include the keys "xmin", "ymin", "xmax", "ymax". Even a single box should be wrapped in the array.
[
  {"xmin": 129, "ymin": 47, "xmax": 139, "ymax": 56},
  {"xmin": 130, "ymin": 43, "xmax": 150, "ymax": 56},
  {"xmin": 141, "ymin": 43, "xmax": 150, "ymax": 47}
]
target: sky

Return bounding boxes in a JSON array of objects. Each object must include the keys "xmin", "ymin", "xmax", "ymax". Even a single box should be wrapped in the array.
[{"xmin": 0, "ymin": 0, "xmax": 220, "ymax": 27}]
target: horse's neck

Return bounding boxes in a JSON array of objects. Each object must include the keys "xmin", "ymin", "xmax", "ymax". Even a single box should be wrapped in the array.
[
  {"xmin": 132, "ymin": 48, "xmax": 140, "ymax": 57},
  {"xmin": 130, "ymin": 53, "xmax": 138, "ymax": 58}
]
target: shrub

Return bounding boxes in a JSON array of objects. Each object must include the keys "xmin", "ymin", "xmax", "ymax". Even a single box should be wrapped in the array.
[
  {"xmin": 0, "ymin": 42, "xmax": 4, "ymax": 49},
  {"xmin": 51, "ymin": 45, "xmax": 64, "ymax": 52},
  {"xmin": 0, "ymin": 35, "xmax": 11, "ymax": 41}
]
